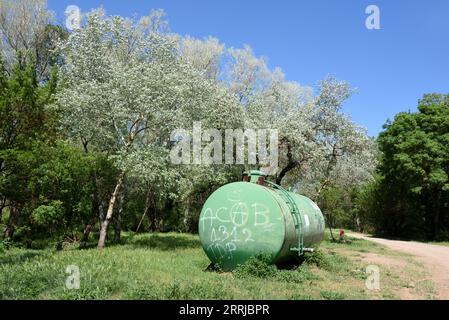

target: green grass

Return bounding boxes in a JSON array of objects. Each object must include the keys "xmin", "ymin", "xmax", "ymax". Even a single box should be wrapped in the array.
[
  {"xmin": 428, "ymin": 241, "xmax": 449, "ymax": 247},
  {"xmin": 0, "ymin": 231, "xmax": 431, "ymax": 300}
]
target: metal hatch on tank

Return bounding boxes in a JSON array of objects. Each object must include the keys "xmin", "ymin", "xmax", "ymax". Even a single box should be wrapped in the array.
[{"xmin": 198, "ymin": 170, "xmax": 325, "ymax": 271}]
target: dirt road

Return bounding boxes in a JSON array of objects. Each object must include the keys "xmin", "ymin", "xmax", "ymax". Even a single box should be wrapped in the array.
[{"xmin": 348, "ymin": 232, "xmax": 449, "ymax": 299}]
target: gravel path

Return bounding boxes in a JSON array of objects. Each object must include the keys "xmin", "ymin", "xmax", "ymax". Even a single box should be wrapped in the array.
[{"xmin": 347, "ymin": 232, "xmax": 449, "ymax": 300}]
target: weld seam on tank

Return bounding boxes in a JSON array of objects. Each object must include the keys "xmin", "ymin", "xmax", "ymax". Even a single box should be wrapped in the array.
[{"xmin": 263, "ymin": 186, "xmax": 288, "ymax": 264}]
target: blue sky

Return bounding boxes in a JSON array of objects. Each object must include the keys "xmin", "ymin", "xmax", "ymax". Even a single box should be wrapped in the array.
[{"xmin": 47, "ymin": 0, "xmax": 449, "ymax": 136}]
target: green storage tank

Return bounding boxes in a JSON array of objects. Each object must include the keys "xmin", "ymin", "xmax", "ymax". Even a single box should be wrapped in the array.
[{"xmin": 199, "ymin": 170, "xmax": 325, "ymax": 270}]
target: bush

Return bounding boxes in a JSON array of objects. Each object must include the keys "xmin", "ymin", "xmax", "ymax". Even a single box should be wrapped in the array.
[
  {"xmin": 233, "ymin": 252, "xmax": 319, "ymax": 285},
  {"xmin": 233, "ymin": 253, "xmax": 277, "ymax": 279},
  {"xmin": 32, "ymin": 201, "xmax": 65, "ymax": 227},
  {"xmin": 302, "ymin": 249, "xmax": 351, "ymax": 273},
  {"xmin": 320, "ymin": 290, "xmax": 346, "ymax": 300},
  {"xmin": 1, "ymin": 237, "xmax": 13, "ymax": 250},
  {"xmin": 303, "ymin": 249, "xmax": 330, "ymax": 269}
]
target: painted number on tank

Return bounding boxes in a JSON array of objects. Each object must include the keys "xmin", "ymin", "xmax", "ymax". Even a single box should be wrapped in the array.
[
  {"xmin": 219, "ymin": 225, "xmax": 230, "ymax": 242},
  {"xmin": 230, "ymin": 226, "xmax": 241, "ymax": 242},
  {"xmin": 200, "ymin": 197, "xmax": 276, "ymax": 262},
  {"xmin": 243, "ymin": 228, "xmax": 254, "ymax": 242},
  {"xmin": 209, "ymin": 225, "xmax": 254, "ymax": 243}
]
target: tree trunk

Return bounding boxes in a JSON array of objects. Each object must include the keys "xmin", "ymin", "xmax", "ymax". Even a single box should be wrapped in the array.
[
  {"xmin": 326, "ymin": 212, "xmax": 336, "ymax": 242},
  {"xmin": 25, "ymin": 225, "xmax": 33, "ymax": 249},
  {"xmin": 276, "ymin": 161, "xmax": 296, "ymax": 185},
  {"xmin": 276, "ymin": 142, "xmax": 302, "ymax": 185},
  {"xmin": 114, "ymin": 187, "xmax": 126, "ymax": 242},
  {"xmin": 433, "ymin": 192, "xmax": 441, "ymax": 240},
  {"xmin": 136, "ymin": 211, "xmax": 146, "ymax": 233},
  {"xmin": 81, "ymin": 138, "xmax": 102, "ymax": 248},
  {"xmin": 136, "ymin": 186, "xmax": 152, "ymax": 232},
  {"xmin": 314, "ymin": 177, "xmax": 331, "ymax": 201},
  {"xmin": 0, "ymin": 197, "xmax": 6, "ymax": 222},
  {"xmin": 147, "ymin": 188, "xmax": 158, "ymax": 232},
  {"xmin": 80, "ymin": 172, "xmax": 100, "ymax": 249},
  {"xmin": 150, "ymin": 214, "xmax": 161, "ymax": 232},
  {"xmin": 183, "ymin": 207, "xmax": 190, "ymax": 232},
  {"xmin": 4, "ymin": 204, "xmax": 20, "ymax": 239},
  {"xmin": 79, "ymin": 224, "xmax": 93, "ymax": 249},
  {"xmin": 136, "ymin": 186, "xmax": 156, "ymax": 233},
  {"xmin": 114, "ymin": 217, "xmax": 121, "ymax": 242},
  {"xmin": 97, "ymin": 171, "xmax": 125, "ymax": 248}
]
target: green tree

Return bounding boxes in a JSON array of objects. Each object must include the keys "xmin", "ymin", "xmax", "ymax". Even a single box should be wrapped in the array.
[
  {"xmin": 375, "ymin": 94, "xmax": 449, "ymax": 240},
  {"xmin": 0, "ymin": 55, "xmax": 56, "ymax": 240},
  {"xmin": 54, "ymin": 11, "xmax": 243, "ymax": 248}
]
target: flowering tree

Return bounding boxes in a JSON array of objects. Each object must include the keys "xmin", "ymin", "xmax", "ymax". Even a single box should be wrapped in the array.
[
  {"xmin": 176, "ymin": 35, "xmax": 377, "ymax": 196},
  {"xmin": 220, "ymin": 45, "xmax": 376, "ymax": 189},
  {"xmin": 180, "ymin": 36, "xmax": 224, "ymax": 80},
  {"xmin": 0, "ymin": 0, "xmax": 66, "ymax": 81},
  {"xmin": 51, "ymin": 6, "xmax": 377, "ymax": 246},
  {"xmin": 54, "ymin": 11, "xmax": 243, "ymax": 247}
]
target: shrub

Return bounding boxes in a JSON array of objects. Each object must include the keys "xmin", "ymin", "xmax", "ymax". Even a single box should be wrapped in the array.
[
  {"xmin": 32, "ymin": 201, "xmax": 65, "ymax": 227},
  {"xmin": 320, "ymin": 290, "xmax": 346, "ymax": 300},
  {"xmin": 233, "ymin": 252, "xmax": 277, "ymax": 279},
  {"xmin": 303, "ymin": 249, "xmax": 330, "ymax": 269}
]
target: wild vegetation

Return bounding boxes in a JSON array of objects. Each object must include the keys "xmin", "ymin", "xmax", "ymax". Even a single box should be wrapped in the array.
[
  {"xmin": 0, "ymin": 1, "xmax": 378, "ymax": 249},
  {"xmin": 359, "ymin": 94, "xmax": 449, "ymax": 240},
  {"xmin": 0, "ymin": 230, "xmax": 433, "ymax": 300},
  {"xmin": 0, "ymin": 0, "xmax": 447, "ymax": 291}
]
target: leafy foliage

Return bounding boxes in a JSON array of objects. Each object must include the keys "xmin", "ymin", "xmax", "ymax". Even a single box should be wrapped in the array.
[
  {"xmin": 233, "ymin": 252, "xmax": 277, "ymax": 279},
  {"xmin": 2, "ymin": 1, "xmax": 442, "ymax": 251},
  {"xmin": 32, "ymin": 201, "xmax": 64, "ymax": 226},
  {"xmin": 362, "ymin": 94, "xmax": 449, "ymax": 240}
]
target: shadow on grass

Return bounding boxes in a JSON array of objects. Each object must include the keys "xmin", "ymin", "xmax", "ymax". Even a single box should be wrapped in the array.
[
  {"xmin": 0, "ymin": 250, "xmax": 42, "ymax": 266},
  {"xmin": 346, "ymin": 230, "xmax": 430, "ymax": 242},
  {"xmin": 74, "ymin": 232, "xmax": 201, "ymax": 251},
  {"xmin": 127, "ymin": 233, "xmax": 201, "ymax": 250},
  {"xmin": 368, "ymin": 234, "xmax": 423, "ymax": 242}
]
